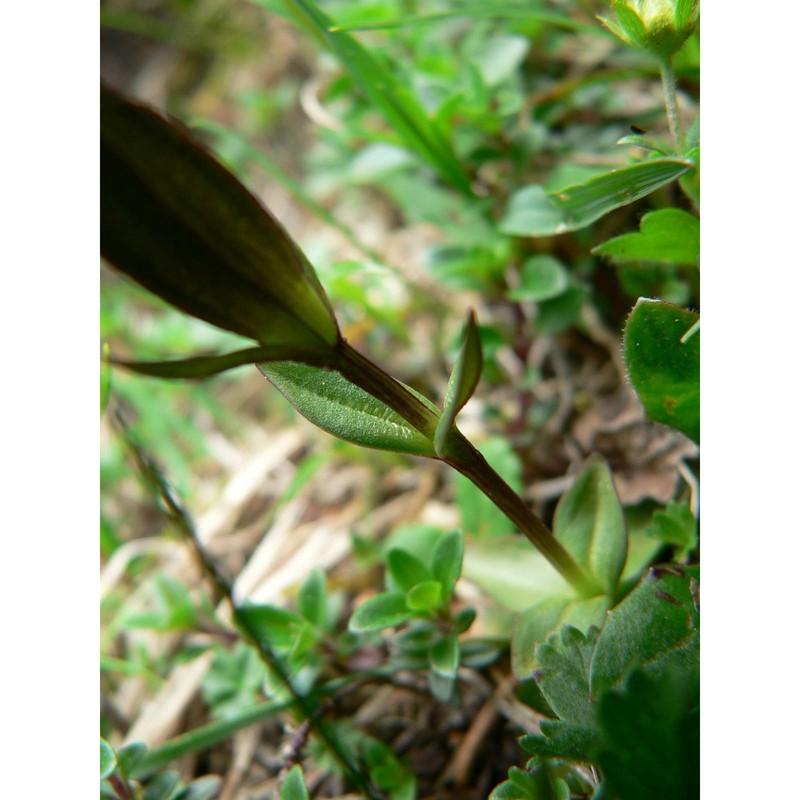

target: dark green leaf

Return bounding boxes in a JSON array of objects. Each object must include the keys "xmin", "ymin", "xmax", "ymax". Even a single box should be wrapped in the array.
[
  {"xmin": 500, "ymin": 158, "xmax": 693, "ymax": 237},
  {"xmin": 520, "ymin": 720, "xmax": 601, "ymax": 761},
  {"xmin": 643, "ymin": 501, "xmax": 697, "ymax": 559},
  {"xmin": 235, "ymin": 604, "xmax": 304, "ymax": 651},
  {"xmin": 534, "ymin": 626, "xmax": 601, "ymax": 730},
  {"xmin": 553, "ymin": 455, "xmax": 627, "ymax": 596},
  {"xmin": 116, "ymin": 742, "xmax": 148, "ymax": 777},
  {"xmin": 429, "ymin": 634, "xmax": 460, "ymax": 678},
  {"xmin": 101, "ymin": 83, "xmax": 339, "ymax": 353},
  {"xmin": 435, "ymin": 310, "xmax": 483, "ymax": 456},
  {"xmin": 623, "ymin": 299, "xmax": 699, "ymax": 443},
  {"xmin": 143, "ymin": 770, "xmax": 181, "ymax": 800},
  {"xmin": 349, "ymin": 592, "xmax": 414, "ymax": 632},
  {"xmin": 109, "ymin": 346, "xmax": 306, "ymax": 380},
  {"xmin": 173, "ymin": 777, "xmax": 223, "ymax": 800},
  {"xmin": 512, "ymin": 594, "xmax": 611, "ymax": 679},
  {"xmin": 592, "ymin": 208, "xmax": 699, "ymax": 266},
  {"xmin": 272, "ymin": 0, "xmax": 473, "ymax": 195},
  {"xmin": 432, "ymin": 528, "xmax": 464, "ymax": 596},
  {"xmin": 260, "ymin": 361, "xmax": 437, "ymax": 456},
  {"xmin": 279, "ymin": 765, "xmax": 310, "ymax": 800},
  {"xmin": 590, "ymin": 565, "xmax": 700, "ymax": 697},
  {"xmin": 596, "ymin": 666, "xmax": 699, "ymax": 800}
]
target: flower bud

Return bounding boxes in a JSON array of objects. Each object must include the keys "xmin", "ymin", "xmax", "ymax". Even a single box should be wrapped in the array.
[
  {"xmin": 598, "ymin": 0, "xmax": 699, "ymax": 62},
  {"xmin": 101, "ymin": 83, "xmax": 340, "ymax": 358}
]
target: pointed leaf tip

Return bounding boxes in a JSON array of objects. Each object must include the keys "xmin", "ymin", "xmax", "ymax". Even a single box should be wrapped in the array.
[{"xmin": 434, "ymin": 310, "xmax": 483, "ymax": 456}]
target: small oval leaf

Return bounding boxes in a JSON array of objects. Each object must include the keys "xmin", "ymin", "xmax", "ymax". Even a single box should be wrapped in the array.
[
  {"xmin": 349, "ymin": 592, "xmax": 413, "ymax": 632},
  {"xmin": 508, "ymin": 255, "xmax": 570, "ymax": 301},
  {"xmin": 553, "ymin": 455, "xmax": 627, "ymax": 596},
  {"xmin": 429, "ymin": 634, "xmax": 460, "ymax": 678},
  {"xmin": 387, "ymin": 549, "xmax": 432, "ymax": 592},
  {"xmin": 432, "ymin": 528, "xmax": 464, "ymax": 596},
  {"xmin": 279, "ymin": 765, "xmax": 310, "ymax": 800},
  {"xmin": 100, "ymin": 738, "xmax": 117, "ymax": 780},
  {"xmin": 500, "ymin": 158, "xmax": 693, "ymax": 237},
  {"xmin": 405, "ymin": 580, "xmax": 443, "ymax": 613},
  {"xmin": 623, "ymin": 298, "xmax": 700, "ymax": 443},
  {"xmin": 260, "ymin": 361, "xmax": 437, "ymax": 456}
]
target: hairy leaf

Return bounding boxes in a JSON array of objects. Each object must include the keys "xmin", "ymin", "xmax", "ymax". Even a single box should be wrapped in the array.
[
  {"xmin": 260, "ymin": 361, "xmax": 437, "ymax": 456},
  {"xmin": 623, "ymin": 298, "xmax": 699, "ymax": 443}
]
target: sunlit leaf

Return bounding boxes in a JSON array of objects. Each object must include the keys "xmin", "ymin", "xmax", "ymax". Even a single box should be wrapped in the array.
[{"xmin": 500, "ymin": 158, "xmax": 693, "ymax": 236}]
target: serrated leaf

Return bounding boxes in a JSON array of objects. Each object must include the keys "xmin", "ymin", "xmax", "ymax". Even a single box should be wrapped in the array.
[
  {"xmin": 101, "ymin": 83, "xmax": 339, "ymax": 354},
  {"xmin": 499, "ymin": 158, "xmax": 693, "ymax": 237},
  {"xmin": 387, "ymin": 549, "xmax": 432, "ymax": 592},
  {"xmin": 623, "ymin": 299, "xmax": 699, "ymax": 443},
  {"xmin": 590, "ymin": 565, "xmax": 699, "ymax": 697},
  {"xmin": 432, "ymin": 528, "xmax": 464, "ymax": 596},
  {"xmin": 596, "ymin": 666, "xmax": 699, "ymax": 800},
  {"xmin": 435, "ymin": 310, "xmax": 483, "ymax": 456},
  {"xmin": 271, "ymin": 0, "xmax": 472, "ymax": 195},
  {"xmin": 260, "ymin": 361, "xmax": 437, "ymax": 456},
  {"xmin": 511, "ymin": 594, "xmax": 611, "ymax": 679},
  {"xmin": 534, "ymin": 626, "xmax": 601, "ymax": 730},
  {"xmin": 592, "ymin": 208, "xmax": 699, "ymax": 267},
  {"xmin": 405, "ymin": 580, "xmax": 443, "ymax": 612},
  {"xmin": 349, "ymin": 592, "xmax": 414, "ymax": 632},
  {"xmin": 297, "ymin": 567, "xmax": 327, "ymax": 629},
  {"xmin": 508, "ymin": 255, "xmax": 570, "ymax": 302},
  {"xmin": 429, "ymin": 634, "xmax": 460, "ymax": 677},
  {"xmin": 279, "ymin": 764, "xmax": 310, "ymax": 800},
  {"xmin": 100, "ymin": 738, "xmax": 117, "ymax": 779},
  {"xmin": 553, "ymin": 455, "xmax": 627, "ymax": 596},
  {"xmin": 520, "ymin": 720, "xmax": 601, "ymax": 762}
]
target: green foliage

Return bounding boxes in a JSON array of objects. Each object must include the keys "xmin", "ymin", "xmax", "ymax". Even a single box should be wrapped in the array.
[
  {"xmin": 101, "ymin": 0, "xmax": 700, "ymax": 794},
  {"xmin": 623, "ymin": 299, "xmax": 700, "ymax": 442}
]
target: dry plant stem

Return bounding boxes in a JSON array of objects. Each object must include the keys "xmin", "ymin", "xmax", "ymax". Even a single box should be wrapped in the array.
[
  {"xmin": 111, "ymin": 410, "xmax": 382, "ymax": 800},
  {"xmin": 660, "ymin": 58, "xmax": 685, "ymax": 152},
  {"xmin": 331, "ymin": 341, "xmax": 599, "ymax": 598}
]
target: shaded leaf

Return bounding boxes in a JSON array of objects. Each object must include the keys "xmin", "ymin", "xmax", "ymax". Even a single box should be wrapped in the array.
[
  {"xmin": 499, "ymin": 158, "xmax": 693, "ymax": 236},
  {"xmin": 429, "ymin": 634, "xmax": 460, "ymax": 678},
  {"xmin": 553, "ymin": 455, "xmax": 627, "ymax": 596},
  {"xmin": 100, "ymin": 739, "xmax": 117, "ymax": 780},
  {"xmin": 435, "ymin": 310, "xmax": 483, "ymax": 456},
  {"xmin": 236, "ymin": 604, "xmax": 304, "ymax": 651},
  {"xmin": 592, "ymin": 208, "xmax": 699, "ymax": 267},
  {"xmin": 590, "ymin": 565, "xmax": 699, "ymax": 696},
  {"xmin": 643, "ymin": 501, "xmax": 697, "ymax": 560},
  {"xmin": 349, "ymin": 592, "xmax": 414, "ymax": 632},
  {"xmin": 508, "ymin": 255, "xmax": 570, "ymax": 302},
  {"xmin": 101, "ymin": 83, "xmax": 339, "ymax": 353},
  {"xmin": 520, "ymin": 719, "xmax": 601, "ymax": 762},
  {"xmin": 596, "ymin": 666, "xmax": 699, "ymax": 800},
  {"xmin": 623, "ymin": 299, "xmax": 699, "ymax": 443},
  {"xmin": 260, "ymin": 361, "xmax": 437, "ymax": 456}
]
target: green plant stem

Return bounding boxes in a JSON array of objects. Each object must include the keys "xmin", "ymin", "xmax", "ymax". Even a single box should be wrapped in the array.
[
  {"xmin": 443, "ymin": 432, "xmax": 600, "ymax": 598},
  {"xmin": 660, "ymin": 58, "xmax": 685, "ymax": 152},
  {"xmin": 331, "ymin": 341, "xmax": 599, "ymax": 598}
]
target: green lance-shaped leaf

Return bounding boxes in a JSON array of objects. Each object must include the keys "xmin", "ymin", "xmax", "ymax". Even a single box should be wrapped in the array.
[
  {"xmin": 553, "ymin": 455, "xmax": 628, "ymax": 597},
  {"xmin": 623, "ymin": 298, "xmax": 699, "ymax": 443},
  {"xmin": 260, "ymin": 360, "xmax": 438, "ymax": 456},
  {"xmin": 349, "ymin": 592, "xmax": 414, "ymax": 632},
  {"xmin": 499, "ymin": 157, "xmax": 693, "ymax": 237},
  {"xmin": 279, "ymin": 765, "xmax": 311, "ymax": 800},
  {"xmin": 592, "ymin": 208, "xmax": 699, "ymax": 267},
  {"xmin": 101, "ymin": 83, "xmax": 339, "ymax": 357},
  {"xmin": 270, "ymin": 0, "xmax": 473, "ymax": 196},
  {"xmin": 431, "ymin": 528, "xmax": 464, "ymax": 598},
  {"xmin": 434, "ymin": 310, "xmax": 483, "ymax": 456}
]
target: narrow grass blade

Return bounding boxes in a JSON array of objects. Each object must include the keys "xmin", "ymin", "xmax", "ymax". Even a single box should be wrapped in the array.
[
  {"xmin": 500, "ymin": 158, "xmax": 693, "ymax": 236},
  {"xmin": 264, "ymin": 0, "xmax": 473, "ymax": 195}
]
